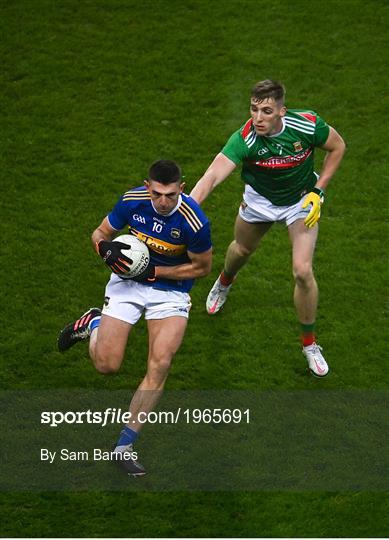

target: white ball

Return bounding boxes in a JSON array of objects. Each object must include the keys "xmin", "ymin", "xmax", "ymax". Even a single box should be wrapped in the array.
[{"xmin": 113, "ymin": 234, "xmax": 150, "ymax": 278}]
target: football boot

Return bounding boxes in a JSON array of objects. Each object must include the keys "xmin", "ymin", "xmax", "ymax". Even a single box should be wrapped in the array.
[
  {"xmin": 206, "ymin": 276, "xmax": 232, "ymax": 315},
  {"xmin": 57, "ymin": 308, "xmax": 101, "ymax": 352},
  {"xmin": 302, "ymin": 343, "xmax": 329, "ymax": 377},
  {"xmin": 112, "ymin": 443, "xmax": 146, "ymax": 477}
]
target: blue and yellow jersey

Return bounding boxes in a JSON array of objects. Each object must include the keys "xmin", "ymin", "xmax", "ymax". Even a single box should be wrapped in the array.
[{"xmin": 107, "ymin": 186, "xmax": 212, "ymax": 293}]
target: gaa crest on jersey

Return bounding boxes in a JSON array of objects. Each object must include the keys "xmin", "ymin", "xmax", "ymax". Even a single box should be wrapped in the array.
[
  {"xmin": 170, "ymin": 228, "xmax": 181, "ymax": 239},
  {"xmin": 133, "ymin": 214, "xmax": 146, "ymax": 224},
  {"xmin": 293, "ymin": 141, "xmax": 303, "ymax": 152}
]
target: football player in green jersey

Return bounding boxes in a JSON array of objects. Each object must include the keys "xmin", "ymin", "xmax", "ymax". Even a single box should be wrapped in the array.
[{"xmin": 190, "ymin": 79, "xmax": 346, "ymax": 377}]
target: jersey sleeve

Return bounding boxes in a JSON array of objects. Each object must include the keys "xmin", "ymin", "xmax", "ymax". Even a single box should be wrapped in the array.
[
  {"xmin": 313, "ymin": 114, "xmax": 330, "ymax": 146},
  {"xmin": 221, "ymin": 129, "xmax": 249, "ymax": 164},
  {"xmin": 187, "ymin": 221, "xmax": 212, "ymax": 253},
  {"xmin": 107, "ymin": 196, "xmax": 129, "ymax": 231}
]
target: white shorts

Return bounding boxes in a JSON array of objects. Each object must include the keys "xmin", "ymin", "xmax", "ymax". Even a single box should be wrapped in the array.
[
  {"xmin": 239, "ymin": 184, "xmax": 310, "ymax": 226},
  {"xmin": 102, "ymin": 275, "xmax": 192, "ymax": 325}
]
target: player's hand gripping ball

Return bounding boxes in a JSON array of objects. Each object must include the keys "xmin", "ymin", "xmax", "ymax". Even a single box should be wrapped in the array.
[{"xmin": 97, "ymin": 235, "xmax": 150, "ymax": 278}]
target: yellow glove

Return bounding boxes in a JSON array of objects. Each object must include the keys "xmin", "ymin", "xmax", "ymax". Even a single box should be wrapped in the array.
[{"xmin": 302, "ymin": 188, "xmax": 325, "ymax": 228}]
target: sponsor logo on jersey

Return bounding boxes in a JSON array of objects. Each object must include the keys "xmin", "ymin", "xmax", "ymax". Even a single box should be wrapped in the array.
[
  {"xmin": 170, "ymin": 228, "xmax": 181, "ymax": 239},
  {"xmin": 153, "ymin": 216, "xmax": 165, "ymax": 225},
  {"xmin": 129, "ymin": 227, "xmax": 186, "ymax": 257},
  {"xmin": 133, "ymin": 214, "xmax": 146, "ymax": 224},
  {"xmin": 258, "ymin": 147, "xmax": 269, "ymax": 156},
  {"xmin": 249, "ymin": 147, "xmax": 313, "ymax": 169},
  {"xmin": 293, "ymin": 141, "xmax": 303, "ymax": 152}
]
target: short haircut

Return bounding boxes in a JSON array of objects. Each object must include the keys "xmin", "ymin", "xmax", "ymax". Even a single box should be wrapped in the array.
[
  {"xmin": 148, "ymin": 160, "xmax": 182, "ymax": 185},
  {"xmin": 251, "ymin": 79, "xmax": 286, "ymax": 105}
]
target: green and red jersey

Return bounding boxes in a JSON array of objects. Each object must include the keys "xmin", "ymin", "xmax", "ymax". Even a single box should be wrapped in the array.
[{"xmin": 222, "ymin": 110, "xmax": 330, "ymax": 206}]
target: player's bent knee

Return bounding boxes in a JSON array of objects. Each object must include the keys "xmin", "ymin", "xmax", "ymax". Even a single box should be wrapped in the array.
[
  {"xmin": 95, "ymin": 363, "xmax": 119, "ymax": 375},
  {"xmin": 293, "ymin": 263, "xmax": 314, "ymax": 285},
  {"xmin": 93, "ymin": 349, "xmax": 122, "ymax": 375},
  {"xmin": 234, "ymin": 240, "xmax": 255, "ymax": 258}
]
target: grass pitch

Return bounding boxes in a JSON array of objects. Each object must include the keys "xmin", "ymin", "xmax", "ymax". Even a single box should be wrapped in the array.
[{"xmin": 1, "ymin": 0, "xmax": 388, "ymax": 537}]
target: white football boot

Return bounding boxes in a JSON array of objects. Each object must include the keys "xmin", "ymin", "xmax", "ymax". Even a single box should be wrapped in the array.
[
  {"xmin": 206, "ymin": 276, "xmax": 233, "ymax": 315},
  {"xmin": 302, "ymin": 343, "xmax": 329, "ymax": 377}
]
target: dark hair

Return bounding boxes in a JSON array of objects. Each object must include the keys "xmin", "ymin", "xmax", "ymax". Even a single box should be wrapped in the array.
[
  {"xmin": 251, "ymin": 79, "xmax": 285, "ymax": 104},
  {"xmin": 148, "ymin": 160, "xmax": 182, "ymax": 184}
]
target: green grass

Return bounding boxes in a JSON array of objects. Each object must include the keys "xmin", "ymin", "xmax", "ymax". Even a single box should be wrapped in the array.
[
  {"xmin": 1, "ymin": 0, "xmax": 388, "ymax": 537},
  {"xmin": 1, "ymin": 492, "xmax": 388, "ymax": 537}
]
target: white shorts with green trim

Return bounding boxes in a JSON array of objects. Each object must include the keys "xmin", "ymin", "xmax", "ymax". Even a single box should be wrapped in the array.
[
  {"xmin": 102, "ymin": 274, "xmax": 192, "ymax": 325},
  {"xmin": 239, "ymin": 184, "xmax": 310, "ymax": 226}
]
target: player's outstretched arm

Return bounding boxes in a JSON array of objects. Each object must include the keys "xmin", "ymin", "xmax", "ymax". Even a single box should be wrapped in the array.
[{"xmin": 190, "ymin": 153, "xmax": 236, "ymax": 205}]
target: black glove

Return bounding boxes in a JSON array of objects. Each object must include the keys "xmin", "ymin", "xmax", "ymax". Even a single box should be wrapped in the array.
[
  {"xmin": 131, "ymin": 262, "xmax": 157, "ymax": 283},
  {"xmin": 97, "ymin": 240, "xmax": 133, "ymax": 274}
]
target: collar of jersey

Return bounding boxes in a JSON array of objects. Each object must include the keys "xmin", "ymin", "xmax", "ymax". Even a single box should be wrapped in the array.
[
  {"xmin": 267, "ymin": 117, "xmax": 286, "ymax": 138},
  {"xmin": 151, "ymin": 195, "xmax": 182, "ymax": 217}
]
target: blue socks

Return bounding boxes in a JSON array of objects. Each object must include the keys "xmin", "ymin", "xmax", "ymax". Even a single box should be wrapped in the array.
[
  {"xmin": 117, "ymin": 426, "xmax": 138, "ymax": 447},
  {"xmin": 89, "ymin": 316, "xmax": 101, "ymax": 333}
]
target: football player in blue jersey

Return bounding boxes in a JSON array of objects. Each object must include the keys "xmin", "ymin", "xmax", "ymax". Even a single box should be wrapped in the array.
[{"xmin": 58, "ymin": 160, "xmax": 212, "ymax": 476}]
